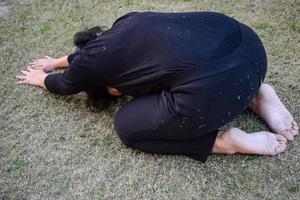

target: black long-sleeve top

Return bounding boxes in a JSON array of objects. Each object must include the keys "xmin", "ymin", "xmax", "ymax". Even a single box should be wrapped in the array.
[{"xmin": 44, "ymin": 11, "xmax": 241, "ymax": 97}]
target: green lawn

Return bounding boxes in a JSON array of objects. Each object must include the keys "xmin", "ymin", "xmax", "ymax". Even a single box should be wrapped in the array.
[{"xmin": 1, "ymin": 0, "xmax": 299, "ymax": 199}]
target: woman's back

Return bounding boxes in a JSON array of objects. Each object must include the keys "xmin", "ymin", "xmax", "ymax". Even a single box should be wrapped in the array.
[{"xmin": 81, "ymin": 11, "xmax": 242, "ymax": 97}]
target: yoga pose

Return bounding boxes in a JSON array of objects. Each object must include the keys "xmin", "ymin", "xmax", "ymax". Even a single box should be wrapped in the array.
[{"xmin": 16, "ymin": 11, "xmax": 298, "ymax": 162}]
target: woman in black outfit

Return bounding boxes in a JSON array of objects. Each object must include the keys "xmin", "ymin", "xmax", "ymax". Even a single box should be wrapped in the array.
[{"xmin": 16, "ymin": 11, "xmax": 298, "ymax": 162}]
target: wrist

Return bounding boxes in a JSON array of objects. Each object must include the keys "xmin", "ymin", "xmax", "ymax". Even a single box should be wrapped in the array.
[
  {"xmin": 55, "ymin": 56, "xmax": 69, "ymax": 68},
  {"xmin": 39, "ymin": 73, "xmax": 48, "ymax": 89},
  {"xmin": 53, "ymin": 58, "xmax": 60, "ymax": 69}
]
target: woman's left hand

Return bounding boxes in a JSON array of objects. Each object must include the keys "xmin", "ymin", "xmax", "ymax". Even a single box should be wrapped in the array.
[{"xmin": 16, "ymin": 68, "xmax": 48, "ymax": 88}]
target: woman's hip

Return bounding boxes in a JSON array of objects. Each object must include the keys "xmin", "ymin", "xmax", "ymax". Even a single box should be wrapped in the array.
[
  {"xmin": 237, "ymin": 21, "xmax": 268, "ymax": 83},
  {"xmin": 171, "ymin": 59, "xmax": 263, "ymax": 129}
]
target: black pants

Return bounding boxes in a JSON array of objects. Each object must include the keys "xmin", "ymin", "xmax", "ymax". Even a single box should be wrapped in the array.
[{"xmin": 114, "ymin": 22, "xmax": 267, "ymax": 162}]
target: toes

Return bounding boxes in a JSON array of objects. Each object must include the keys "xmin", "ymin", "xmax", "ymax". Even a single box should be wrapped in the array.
[
  {"xmin": 291, "ymin": 129, "xmax": 298, "ymax": 136},
  {"xmin": 290, "ymin": 121, "xmax": 299, "ymax": 136},
  {"xmin": 279, "ymin": 130, "xmax": 294, "ymax": 141},
  {"xmin": 292, "ymin": 125, "xmax": 299, "ymax": 131},
  {"xmin": 284, "ymin": 119, "xmax": 293, "ymax": 128},
  {"xmin": 274, "ymin": 143, "xmax": 286, "ymax": 154},
  {"xmin": 275, "ymin": 134, "xmax": 287, "ymax": 144},
  {"xmin": 292, "ymin": 120, "xmax": 298, "ymax": 127},
  {"xmin": 292, "ymin": 121, "xmax": 299, "ymax": 132}
]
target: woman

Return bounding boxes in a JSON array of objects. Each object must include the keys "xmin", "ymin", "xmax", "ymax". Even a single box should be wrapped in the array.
[{"xmin": 16, "ymin": 11, "xmax": 298, "ymax": 162}]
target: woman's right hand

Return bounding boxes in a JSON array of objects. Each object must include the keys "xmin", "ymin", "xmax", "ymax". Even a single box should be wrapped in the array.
[{"xmin": 27, "ymin": 56, "xmax": 58, "ymax": 72}]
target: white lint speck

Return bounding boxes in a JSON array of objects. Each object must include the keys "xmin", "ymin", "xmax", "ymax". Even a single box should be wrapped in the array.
[{"xmin": 198, "ymin": 124, "xmax": 206, "ymax": 129}]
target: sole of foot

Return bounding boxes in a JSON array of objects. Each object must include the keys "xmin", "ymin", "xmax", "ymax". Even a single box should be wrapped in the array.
[
  {"xmin": 213, "ymin": 127, "xmax": 287, "ymax": 156},
  {"xmin": 248, "ymin": 83, "xmax": 299, "ymax": 141}
]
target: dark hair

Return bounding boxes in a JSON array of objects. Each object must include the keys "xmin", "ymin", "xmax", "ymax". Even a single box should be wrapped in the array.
[
  {"xmin": 73, "ymin": 26, "xmax": 120, "ymax": 112},
  {"xmin": 73, "ymin": 25, "xmax": 108, "ymax": 48},
  {"xmin": 85, "ymin": 86, "xmax": 120, "ymax": 112}
]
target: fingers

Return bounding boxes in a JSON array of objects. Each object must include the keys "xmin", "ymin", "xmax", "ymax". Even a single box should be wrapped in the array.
[
  {"xmin": 16, "ymin": 80, "xmax": 28, "ymax": 85},
  {"xmin": 16, "ymin": 57, "xmax": 50, "ymax": 86},
  {"xmin": 16, "ymin": 74, "xmax": 28, "ymax": 84},
  {"xmin": 27, "ymin": 62, "xmax": 47, "ymax": 70},
  {"xmin": 28, "ymin": 61, "xmax": 39, "ymax": 65},
  {"xmin": 27, "ymin": 65, "xmax": 42, "ymax": 70},
  {"xmin": 27, "ymin": 64, "xmax": 42, "ymax": 69},
  {"xmin": 21, "ymin": 68, "xmax": 38, "ymax": 74},
  {"xmin": 21, "ymin": 70, "xmax": 30, "ymax": 75},
  {"xmin": 16, "ymin": 75, "xmax": 26, "ymax": 79},
  {"xmin": 27, "ymin": 59, "xmax": 44, "ymax": 68},
  {"xmin": 16, "ymin": 69, "xmax": 35, "ymax": 79},
  {"xmin": 26, "ymin": 56, "xmax": 52, "ymax": 69},
  {"xmin": 27, "ymin": 65, "xmax": 40, "ymax": 69},
  {"xmin": 16, "ymin": 68, "xmax": 44, "ymax": 86}
]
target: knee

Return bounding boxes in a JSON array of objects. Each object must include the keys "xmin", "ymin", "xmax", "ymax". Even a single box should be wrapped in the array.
[
  {"xmin": 114, "ymin": 111, "xmax": 133, "ymax": 147},
  {"xmin": 113, "ymin": 108, "xmax": 127, "ymax": 137},
  {"xmin": 117, "ymin": 134, "xmax": 134, "ymax": 147}
]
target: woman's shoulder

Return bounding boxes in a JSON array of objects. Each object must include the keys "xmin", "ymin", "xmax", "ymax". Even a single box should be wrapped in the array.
[
  {"xmin": 112, "ymin": 11, "xmax": 233, "ymax": 26},
  {"xmin": 112, "ymin": 12, "xmax": 140, "ymax": 26}
]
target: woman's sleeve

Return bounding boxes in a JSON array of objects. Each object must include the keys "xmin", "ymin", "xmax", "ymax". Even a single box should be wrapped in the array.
[
  {"xmin": 67, "ymin": 50, "xmax": 80, "ymax": 64},
  {"xmin": 44, "ymin": 54, "xmax": 94, "ymax": 95}
]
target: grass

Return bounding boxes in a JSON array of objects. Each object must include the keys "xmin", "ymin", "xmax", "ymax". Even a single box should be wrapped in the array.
[
  {"xmin": 0, "ymin": 0, "xmax": 299, "ymax": 199},
  {"xmin": 6, "ymin": 159, "xmax": 26, "ymax": 172}
]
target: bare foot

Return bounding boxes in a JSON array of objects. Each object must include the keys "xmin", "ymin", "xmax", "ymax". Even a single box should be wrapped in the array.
[
  {"xmin": 248, "ymin": 83, "xmax": 299, "ymax": 141},
  {"xmin": 212, "ymin": 128, "xmax": 287, "ymax": 155}
]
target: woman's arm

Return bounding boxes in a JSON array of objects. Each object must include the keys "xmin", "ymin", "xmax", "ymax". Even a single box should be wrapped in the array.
[
  {"xmin": 17, "ymin": 53, "xmax": 94, "ymax": 94},
  {"xmin": 55, "ymin": 56, "xmax": 69, "ymax": 69},
  {"xmin": 16, "ymin": 67, "xmax": 89, "ymax": 94}
]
